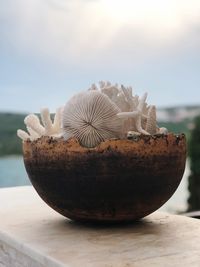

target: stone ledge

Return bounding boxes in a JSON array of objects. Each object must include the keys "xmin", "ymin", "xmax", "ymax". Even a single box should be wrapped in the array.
[
  {"xmin": 0, "ymin": 186, "xmax": 200, "ymax": 267},
  {"xmin": 0, "ymin": 240, "xmax": 44, "ymax": 267}
]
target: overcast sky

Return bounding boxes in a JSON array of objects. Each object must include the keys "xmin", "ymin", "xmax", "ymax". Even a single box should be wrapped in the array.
[{"xmin": 0, "ymin": 0, "xmax": 200, "ymax": 113}]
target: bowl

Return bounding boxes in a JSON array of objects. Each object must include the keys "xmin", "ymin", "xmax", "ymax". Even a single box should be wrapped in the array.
[{"xmin": 23, "ymin": 133, "xmax": 186, "ymax": 223}]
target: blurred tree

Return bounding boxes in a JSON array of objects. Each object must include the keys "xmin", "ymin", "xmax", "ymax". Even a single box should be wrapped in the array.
[
  {"xmin": 0, "ymin": 113, "xmax": 26, "ymax": 156},
  {"xmin": 188, "ymin": 116, "xmax": 200, "ymax": 211}
]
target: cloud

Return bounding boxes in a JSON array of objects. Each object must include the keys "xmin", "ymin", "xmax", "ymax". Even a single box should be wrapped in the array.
[
  {"xmin": 0, "ymin": 0, "xmax": 200, "ymax": 112},
  {"xmin": 1, "ymin": 0, "xmax": 200, "ymax": 68}
]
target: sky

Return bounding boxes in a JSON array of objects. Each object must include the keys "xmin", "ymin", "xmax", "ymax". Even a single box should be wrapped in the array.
[{"xmin": 0, "ymin": 0, "xmax": 200, "ymax": 113}]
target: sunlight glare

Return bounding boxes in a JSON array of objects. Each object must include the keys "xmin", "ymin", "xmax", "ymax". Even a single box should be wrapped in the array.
[{"xmin": 101, "ymin": 0, "xmax": 183, "ymax": 31}]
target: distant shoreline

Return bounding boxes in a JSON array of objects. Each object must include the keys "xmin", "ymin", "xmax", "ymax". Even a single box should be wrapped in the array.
[{"xmin": 0, "ymin": 107, "xmax": 198, "ymax": 156}]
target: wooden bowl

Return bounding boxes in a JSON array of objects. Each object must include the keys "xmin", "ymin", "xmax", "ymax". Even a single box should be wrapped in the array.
[{"xmin": 23, "ymin": 134, "xmax": 186, "ymax": 223}]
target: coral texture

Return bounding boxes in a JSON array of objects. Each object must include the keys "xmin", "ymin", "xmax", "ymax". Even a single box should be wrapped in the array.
[
  {"xmin": 62, "ymin": 90, "xmax": 122, "ymax": 148},
  {"xmin": 17, "ymin": 107, "xmax": 63, "ymax": 141},
  {"xmin": 97, "ymin": 81, "xmax": 167, "ymax": 136},
  {"xmin": 17, "ymin": 81, "xmax": 168, "ymax": 147}
]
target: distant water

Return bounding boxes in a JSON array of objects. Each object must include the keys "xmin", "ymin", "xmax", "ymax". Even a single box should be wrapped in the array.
[
  {"xmin": 0, "ymin": 156, "xmax": 190, "ymax": 213},
  {"xmin": 0, "ymin": 156, "xmax": 30, "ymax": 188}
]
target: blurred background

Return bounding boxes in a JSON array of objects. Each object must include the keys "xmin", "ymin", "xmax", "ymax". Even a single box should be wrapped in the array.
[{"xmin": 0, "ymin": 0, "xmax": 200, "ymax": 214}]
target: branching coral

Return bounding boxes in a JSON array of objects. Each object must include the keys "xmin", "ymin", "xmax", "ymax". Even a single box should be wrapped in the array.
[
  {"xmin": 17, "ymin": 107, "xmax": 63, "ymax": 141},
  {"xmin": 117, "ymin": 93, "xmax": 150, "ymax": 135},
  {"xmin": 95, "ymin": 81, "xmax": 168, "ymax": 136}
]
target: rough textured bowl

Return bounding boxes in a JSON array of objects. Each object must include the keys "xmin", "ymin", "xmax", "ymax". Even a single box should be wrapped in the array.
[{"xmin": 23, "ymin": 134, "xmax": 186, "ymax": 223}]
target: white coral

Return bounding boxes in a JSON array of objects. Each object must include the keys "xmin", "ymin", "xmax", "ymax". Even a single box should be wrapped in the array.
[
  {"xmin": 145, "ymin": 105, "xmax": 157, "ymax": 135},
  {"xmin": 158, "ymin": 127, "xmax": 168, "ymax": 135},
  {"xmin": 24, "ymin": 114, "xmax": 45, "ymax": 136},
  {"xmin": 117, "ymin": 93, "xmax": 150, "ymax": 135},
  {"xmin": 93, "ymin": 81, "xmax": 167, "ymax": 136},
  {"xmin": 62, "ymin": 90, "xmax": 122, "ymax": 148},
  {"xmin": 17, "ymin": 107, "xmax": 63, "ymax": 141},
  {"xmin": 17, "ymin": 81, "xmax": 168, "ymax": 145}
]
